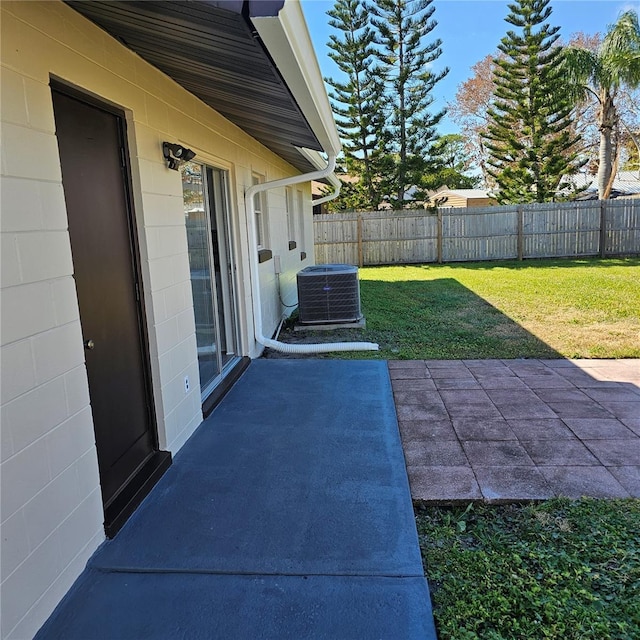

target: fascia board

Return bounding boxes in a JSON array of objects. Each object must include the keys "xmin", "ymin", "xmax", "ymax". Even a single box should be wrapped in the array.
[{"xmin": 250, "ymin": 0, "xmax": 342, "ymax": 158}]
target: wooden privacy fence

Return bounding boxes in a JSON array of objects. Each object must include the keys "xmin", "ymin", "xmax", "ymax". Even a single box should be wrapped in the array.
[{"xmin": 313, "ymin": 199, "xmax": 639, "ymax": 266}]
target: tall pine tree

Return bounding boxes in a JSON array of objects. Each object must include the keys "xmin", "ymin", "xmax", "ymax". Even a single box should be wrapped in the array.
[
  {"xmin": 325, "ymin": 0, "xmax": 387, "ymax": 209},
  {"xmin": 370, "ymin": 0, "xmax": 448, "ymax": 207},
  {"xmin": 483, "ymin": 0, "xmax": 584, "ymax": 204}
]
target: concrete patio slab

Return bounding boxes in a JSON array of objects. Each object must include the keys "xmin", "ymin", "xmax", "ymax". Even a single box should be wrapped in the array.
[
  {"xmin": 392, "ymin": 359, "xmax": 640, "ymax": 502},
  {"xmin": 35, "ymin": 572, "xmax": 434, "ymax": 640},
  {"xmin": 37, "ymin": 360, "xmax": 436, "ymax": 639}
]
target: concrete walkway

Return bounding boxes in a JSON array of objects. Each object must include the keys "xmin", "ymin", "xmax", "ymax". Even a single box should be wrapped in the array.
[
  {"xmin": 36, "ymin": 360, "xmax": 436, "ymax": 639},
  {"xmin": 391, "ymin": 359, "xmax": 640, "ymax": 503}
]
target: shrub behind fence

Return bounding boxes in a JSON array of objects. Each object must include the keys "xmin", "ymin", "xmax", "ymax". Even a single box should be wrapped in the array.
[{"xmin": 313, "ymin": 199, "xmax": 639, "ymax": 266}]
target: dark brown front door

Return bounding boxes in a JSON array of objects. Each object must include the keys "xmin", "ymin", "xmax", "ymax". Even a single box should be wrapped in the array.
[{"xmin": 52, "ymin": 85, "xmax": 170, "ymax": 535}]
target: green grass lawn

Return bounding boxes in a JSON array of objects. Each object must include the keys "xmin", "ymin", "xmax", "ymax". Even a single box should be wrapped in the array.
[
  {"xmin": 279, "ymin": 257, "xmax": 640, "ymax": 359},
  {"xmin": 417, "ymin": 499, "xmax": 640, "ymax": 640}
]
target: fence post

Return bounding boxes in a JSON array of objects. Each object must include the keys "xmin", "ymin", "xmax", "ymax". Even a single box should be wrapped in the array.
[
  {"xmin": 599, "ymin": 200, "xmax": 607, "ymax": 258},
  {"xmin": 517, "ymin": 205, "xmax": 524, "ymax": 261},
  {"xmin": 357, "ymin": 214, "xmax": 364, "ymax": 268},
  {"xmin": 437, "ymin": 209, "xmax": 443, "ymax": 264}
]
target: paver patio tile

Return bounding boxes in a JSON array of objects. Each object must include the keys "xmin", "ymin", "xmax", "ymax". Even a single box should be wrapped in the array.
[
  {"xmin": 504, "ymin": 362, "xmax": 555, "ymax": 376},
  {"xmin": 403, "ymin": 440, "xmax": 468, "ymax": 466},
  {"xmin": 520, "ymin": 440, "xmax": 599, "ymax": 465},
  {"xmin": 546, "ymin": 402, "xmax": 614, "ymax": 419},
  {"xmin": 428, "ymin": 368, "xmax": 476, "ymax": 380},
  {"xmin": 393, "ymin": 359, "xmax": 640, "ymax": 504},
  {"xmin": 518, "ymin": 374, "xmax": 575, "ymax": 389},
  {"xmin": 392, "ymin": 379, "xmax": 437, "ymax": 392},
  {"xmin": 554, "ymin": 371, "xmax": 613, "ymax": 387},
  {"xmin": 533, "ymin": 388, "xmax": 599, "ymax": 404},
  {"xmin": 463, "ymin": 359, "xmax": 504, "ymax": 368},
  {"xmin": 389, "ymin": 368, "xmax": 431, "ymax": 380},
  {"xmin": 539, "ymin": 359, "xmax": 577, "ymax": 368},
  {"xmin": 424, "ymin": 360, "xmax": 469, "ymax": 369},
  {"xmin": 407, "ymin": 466, "xmax": 482, "ymax": 502},
  {"xmin": 394, "ymin": 389, "xmax": 439, "ymax": 404},
  {"xmin": 574, "ymin": 360, "xmax": 640, "ymax": 379},
  {"xmin": 507, "ymin": 419, "xmax": 577, "ymax": 440},
  {"xmin": 462, "ymin": 441, "xmax": 535, "ymax": 466},
  {"xmin": 485, "ymin": 389, "xmax": 541, "ymax": 403},
  {"xmin": 622, "ymin": 419, "xmax": 640, "ymax": 436},
  {"xmin": 562, "ymin": 418, "xmax": 637, "ymax": 439},
  {"xmin": 474, "ymin": 376, "xmax": 528, "ymax": 390},
  {"xmin": 396, "ymin": 403, "xmax": 450, "ymax": 421},
  {"xmin": 538, "ymin": 466, "xmax": 630, "ymax": 498},
  {"xmin": 439, "ymin": 389, "xmax": 492, "ymax": 404},
  {"xmin": 452, "ymin": 418, "xmax": 517, "ymax": 441},
  {"xmin": 445, "ymin": 402, "xmax": 503, "ymax": 418},
  {"xmin": 577, "ymin": 380, "xmax": 630, "ymax": 389},
  {"xmin": 607, "ymin": 466, "xmax": 640, "ymax": 497},
  {"xmin": 582, "ymin": 387, "xmax": 640, "ymax": 402},
  {"xmin": 466, "ymin": 365, "xmax": 515, "ymax": 377},
  {"xmin": 474, "ymin": 466, "xmax": 553, "ymax": 501},
  {"xmin": 398, "ymin": 420, "xmax": 458, "ymax": 442},
  {"xmin": 434, "ymin": 378, "xmax": 482, "ymax": 390},
  {"xmin": 388, "ymin": 360, "xmax": 427, "ymax": 369},
  {"xmin": 494, "ymin": 401, "xmax": 559, "ymax": 420},
  {"xmin": 594, "ymin": 400, "xmax": 640, "ymax": 419},
  {"xmin": 583, "ymin": 439, "xmax": 640, "ymax": 466}
]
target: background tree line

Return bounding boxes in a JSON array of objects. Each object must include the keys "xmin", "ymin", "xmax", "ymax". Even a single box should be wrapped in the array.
[{"xmin": 325, "ymin": 0, "xmax": 640, "ymax": 210}]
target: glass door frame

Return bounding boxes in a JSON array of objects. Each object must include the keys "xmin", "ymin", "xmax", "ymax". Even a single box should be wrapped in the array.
[{"xmin": 183, "ymin": 161, "xmax": 241, "ymax": 403}]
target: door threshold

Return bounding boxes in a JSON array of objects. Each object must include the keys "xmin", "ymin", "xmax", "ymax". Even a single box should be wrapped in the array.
[
  {"xmin": 202, "ymin": 356, "xmax": 250, "ymax": 418},
  {"xmin": 104, "ymin": 450, "xmax": 172, "ymax": 538}
]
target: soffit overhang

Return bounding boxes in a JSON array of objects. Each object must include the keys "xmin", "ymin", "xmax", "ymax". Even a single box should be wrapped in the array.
[{"xmin": 65, "ymin": 0, "xmax": 331, "ymax": 173}]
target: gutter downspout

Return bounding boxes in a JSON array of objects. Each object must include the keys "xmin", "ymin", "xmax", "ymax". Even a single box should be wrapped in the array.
[
  {"xmin": 245, "ymin": 154, "xmax": 378, "ymax": 354},
  {"xmin": 313, "ymin": 172, "xmax": 341, "ymax": 206}
]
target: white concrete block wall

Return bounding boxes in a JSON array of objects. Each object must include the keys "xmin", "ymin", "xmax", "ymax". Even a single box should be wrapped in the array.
[
  {"xmin": 1, "ymin": 1, "xmax": 318, "ymax": 637},
  {"xmin": 257, "ymin": 184, "xmax": 314, "ymax": 336},
  {"xmin": 1, "ymin": 14, "xmax": 105, "ymax": 634}
]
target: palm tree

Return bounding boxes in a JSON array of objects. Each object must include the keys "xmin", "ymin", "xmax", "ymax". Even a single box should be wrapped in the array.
[{"xmin": 565, "ymin": 10, "xmax": 640, "ymax": 199}]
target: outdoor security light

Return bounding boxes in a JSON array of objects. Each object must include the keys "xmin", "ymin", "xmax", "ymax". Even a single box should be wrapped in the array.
[{"xmin": 163, "ymin": 142, "xmax": 196, "ymax": 170}]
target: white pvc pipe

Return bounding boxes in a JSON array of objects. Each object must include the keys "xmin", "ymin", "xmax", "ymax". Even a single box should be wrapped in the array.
[{"xmin": 245, "ymin": 153, "xmax": 378, "ymax": 354}]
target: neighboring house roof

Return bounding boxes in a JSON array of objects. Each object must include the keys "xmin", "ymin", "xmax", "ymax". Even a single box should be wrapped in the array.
[
  {"xmin": 565, "ymin": 171, "xmax": 640, "ymax": 199},
  {"xmin": 437, "ymin": 189, "xmax": 492, "ymax": 200},
  {"xmin": 66, "ymin": 0, "xmax": 341, "ymax": 172}
]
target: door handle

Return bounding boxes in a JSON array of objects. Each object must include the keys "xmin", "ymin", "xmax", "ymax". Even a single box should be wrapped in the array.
[{"xmin": 84, "ymin": 339, "xmax": 95, "ymax": 350}]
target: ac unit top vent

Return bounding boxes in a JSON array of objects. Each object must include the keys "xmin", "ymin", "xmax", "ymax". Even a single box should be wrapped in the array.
[{"xmin": 297, "ymin": 264, "xmax": 362, "ymax": 325}]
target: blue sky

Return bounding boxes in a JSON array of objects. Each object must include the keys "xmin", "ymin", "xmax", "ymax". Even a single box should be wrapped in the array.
[{"xmin": 301, "ymin": 0, "xmax": 640, "ymax": 133}]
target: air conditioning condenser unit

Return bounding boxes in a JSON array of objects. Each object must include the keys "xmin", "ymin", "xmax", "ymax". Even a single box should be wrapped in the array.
[{"xmin": 296, "ymin": 264, "xmax": 363, "ymax": 325}]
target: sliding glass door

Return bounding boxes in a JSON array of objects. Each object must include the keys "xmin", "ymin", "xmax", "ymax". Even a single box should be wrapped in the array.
[{"xmin": 182, "ymin": 162, "xmax": 239, "ymax": 400}]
